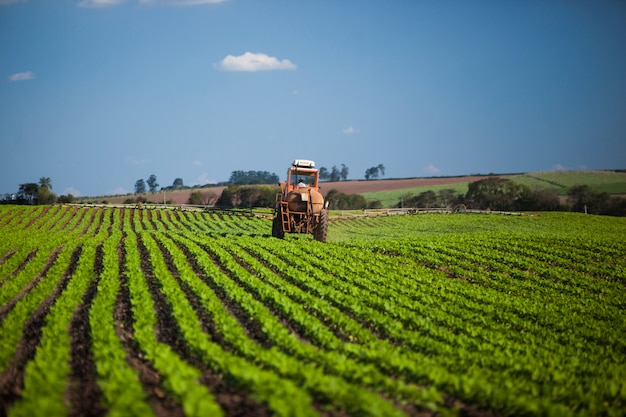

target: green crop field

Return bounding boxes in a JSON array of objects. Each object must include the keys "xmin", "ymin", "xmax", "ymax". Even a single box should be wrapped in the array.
[{"xmin": 0, "ymin": 205, "xmax": 625, "ymax": 417}]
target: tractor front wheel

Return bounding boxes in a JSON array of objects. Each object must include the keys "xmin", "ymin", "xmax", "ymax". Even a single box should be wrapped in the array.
[{"xmin": 313, "ymin": 209, "xmax": 328, "ymax": 242}]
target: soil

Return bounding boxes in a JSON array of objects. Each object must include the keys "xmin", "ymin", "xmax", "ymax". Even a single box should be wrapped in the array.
[{"xmin": 87, "ymin": 176, "xmax": 490, "ymax": 206}]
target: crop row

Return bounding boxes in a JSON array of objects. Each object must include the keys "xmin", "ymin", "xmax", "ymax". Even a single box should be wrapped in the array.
[{"xmin": 1, "ymin": 205, "xmax": 625, "ymax": 416}]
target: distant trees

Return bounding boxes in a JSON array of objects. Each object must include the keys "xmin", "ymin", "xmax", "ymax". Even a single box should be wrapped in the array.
[
  {"xmin": 465, "ymin": 177, "xmax": 530, "ymax": 211},
  {"xmin": 18, "ymin": 183, "xmax": 39, "ymax": 203},
  {"xmin": 146, "ymin": 174, "xmax": 159, "ymax": 193},
  {"xmin": 318, "ymin": 164, "xmax": 350, "ymax": 182},
  {"xmin": 173, "ymin": 178, "xmax": 184, "ymax": 189},
  {"xmin": 216, "ymin": 185, "xmax": 278, "ymax": 208},
  {"xmin": 229, "ymin": 170, "xmax": 279, "ymax": 185},
  {"xmin": 365, "ymin": 164, "xmax": 385, "ymax": 180},
  {"xmin": 400, "ymin": 189, "xmax": 463, "ymax": 208},
  {"xmin": 0, "ymin": 178, "xmax": 58, "ymax": 205},
  {"xmin": 394, "ymin": 177, "xmax": 624, "ymax": 216},
  {"xmin": 39, "ymin": 177, "xmax": 52, "ymax": 191},
  {"xmin": 326, "ymin": 189, "xmax": 373, "ymax": 210},
  {"xmin": 134, "ymin": 179, "xmax": 146, "ymax": 194}
]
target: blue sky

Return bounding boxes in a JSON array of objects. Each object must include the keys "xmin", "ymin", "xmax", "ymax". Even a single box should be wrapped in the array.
[{"xmin": 1, "ymin": 0, "xmax": 625, "ymax": 197}]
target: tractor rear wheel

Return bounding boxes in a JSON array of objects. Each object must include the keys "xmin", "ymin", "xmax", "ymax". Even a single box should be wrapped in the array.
[
  {"xmin": 272, "ymin": 216, "xmax": 284, "ymax": 239},
  {"xmin": 313, "ymin": 209, "xmax": 328, "ymax": 242}
]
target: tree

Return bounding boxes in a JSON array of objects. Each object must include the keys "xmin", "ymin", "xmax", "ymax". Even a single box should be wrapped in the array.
[
  {"xmin": 567, "ymin": 185, "xmax": 609, "ymax": 214},
  {"xmin": 147, "ymin": 174, "xmax": 159, "ymax": 193},
  {"xmin": 365, "ymin": 164, "xmax": 385, "ymax": 180},
  {"xmin": 173, "ymin": 178, "xmax": 184, "ymax": 189},
  {"xmin": 365, "ymin": 167, "xmax": 377, "ymax": 180},
  {"xmin": 229, "ymin": 170, "xmax": 279, "ymax": 185},
  {"xmin": 18, "ymin": 183, "xmax": 39, "ymax": 204},
  {"xmin": 326, "ymin": 189, "xmax": 367, "ymax": 209},
  {"xmin": 340, "ymin": 164, "xmax": 349, "ymax": 181},
  {"xmin": 188, "ymin": 191, "xmax": 204, "ymax": 205},
  {"xmin": 329, "ymin": 166, "xmax": 340, "ymax": 182},
  {"xmin": 39, "ymin": 177, "xmax": 52, "ymax": 191},
  {"xmin": 318, "ymin": 167, "xmax": 330, "ymax": 181},
  {"xmin": 134, "ymin": 179, "xmax": 146, "ymax": 194},
  {"xmin": 37, "ymin": 187, "xmax": 56, "ymax": 205},
  {"xmin": 465, "ymin": 177, "xmax": 530, "ymax": 211}
]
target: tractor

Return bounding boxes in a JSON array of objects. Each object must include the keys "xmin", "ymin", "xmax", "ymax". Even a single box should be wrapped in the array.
[{"xmin": 272, "ymin": 159, "xmax": 329, "ymax": 242}]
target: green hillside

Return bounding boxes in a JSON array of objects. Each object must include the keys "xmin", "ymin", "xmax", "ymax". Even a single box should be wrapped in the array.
[{"xmin": 362, "ymin": 170, "xmax": 626, "ymax": 207}]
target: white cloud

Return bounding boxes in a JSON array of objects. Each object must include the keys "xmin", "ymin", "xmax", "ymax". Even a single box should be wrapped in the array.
[
  {"xmin": 0, "ymin": 0, "xmax": 27, "ymax": 6},
  {"xmin": 342, "ymin": 126, "xmax": 358, "ymax": 134},
  {"xmin": 191, "ymin": 172, "xmax": 216, "ymax": 186},
  {"xmin": 193, "ymin": 160, "xmax": 203, "ymax": 166},
  {"xmin": 8, "ymin": 71, "xmax": 34, "ymax": 81},
  {"xmin": 62, "ymin": 187, "xmax": 83, "ymax": 197},
  {"xmin": 215, "ymin": 52, "xmax": 297, "ymax": 72},
  {"xmin": 79, "ymin": 0, "xmax": 225, "ymax": 7},
  {"xmin": 126, "ymin": 156, "xmax": 147, "ymax": 165},
  {"xmin": 552, "ymin": 164, "xmax": 566, "ymax": 171},
  {"xmin": 78, "ymin": 0, "xmax": 126, "ymax": 7},
  {"xmin": 109, "ymin": 186, "xmax": 129, "ymax": 195},
  {"xmin": 140, "ymin": 0, "xmax": 226, "ymax": 4},
  {"xmin": 423, "ymin": 163, "xmax": 440, "ymax": 175}
]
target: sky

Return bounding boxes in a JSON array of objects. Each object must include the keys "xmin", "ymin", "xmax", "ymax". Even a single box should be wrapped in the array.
[{"xmin": 1, "ymin": 0, "xmax": 625, "ymax": 197}]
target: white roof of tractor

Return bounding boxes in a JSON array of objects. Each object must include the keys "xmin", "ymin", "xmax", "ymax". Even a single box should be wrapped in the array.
[{"xmin": 292, "ymin": 159, "xmax": 315, "ymax": 168}]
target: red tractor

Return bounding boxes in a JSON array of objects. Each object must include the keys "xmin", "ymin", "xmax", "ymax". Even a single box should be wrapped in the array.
[{"xmin": 272, "ymin": 159, "xmax": 329, "ymax": 242}]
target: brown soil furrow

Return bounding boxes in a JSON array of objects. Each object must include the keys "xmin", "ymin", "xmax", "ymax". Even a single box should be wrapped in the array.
[
  {"xmin": 108, "ymin": 208, "xmax": 115, "ymax": 235},
  {"xmin": 66, "ymin": 243, "xmax": 106, "ymax": 417},
  {"xmin": 0, "ymin": 245, "xmax": 82, "ymax": 415},
  {"xmin": 70, "ymin": 208, "xmax": 89, "ymax": 233},
  {"xmin": 149, "ymin": 236, "xmax": 271, "ymax": 417},
  {"xmin": 114, "ymin": 235, "xmax": 184, "ymax": 417},
  {"xmin": 45, "ymin": 206, "xmax": 69, "ymax": 231},
  {"xmin": 93, "ymin": 207, "xmax": 106, "ymax": 236},
  {"xmin": 0, "ymin": 249, "xmax": 17, "ymax": 266},
  {"xmin": 56, "ymin": 207, "xmax": 79, "ymax": 231},
  {"xmin": 146, "ymin": 209, "xmax": 158, "ymax": 231},
  {"xmin": 36, "ymin": 205, "xmax": 62, "ymax": 230},
  {"xmin": 0, "ymin": 209, "xmax": 15, "ymax": 227},
  {"xmin": 178, "ymin": 239, "xmax": 273, "ymax": 349},
  {"xmin": 117, "ymin": 207, "xmax": 125, "ymax": 232},
  {"xmin": 0, "ymin": 246, "xmax": 63, "ymax": 321},
  {"xmin": 81, "ymin": 207, "xmax": 99, "ymax": 235},
  {"xmin": 227, "ymin": 251, "xmax": 316, "ymax": 346},
  {"xmin": 0, "ymin": 249, "xmax": 37, "ymax": 289},
  {"xmin": 238, "ymin": 246, "xmax": 354, "ymax": 344},
  {"xmin": 23, "ymin": 206, "xmax": 51, "ymax": 230}
]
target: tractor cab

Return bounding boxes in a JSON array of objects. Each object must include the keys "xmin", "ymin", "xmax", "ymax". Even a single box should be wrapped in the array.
[{"xmin": 282, "ymin": 159, "xmax": 320, "ymax": 195}]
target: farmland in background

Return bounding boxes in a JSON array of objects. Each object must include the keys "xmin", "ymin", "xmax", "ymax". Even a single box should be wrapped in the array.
[
  {"xmin": 358, "ymin": 170, "xmax": 626, "ymax": 208},
  {"xmin": 1, "ymin": 205, "xmax": 625, "ymax": 416},
  {"xmin": 79, "ymin": 170, "xmax": 626, "ymax": 208}
]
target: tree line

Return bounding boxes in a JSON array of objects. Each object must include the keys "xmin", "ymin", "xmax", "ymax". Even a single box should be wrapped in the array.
[
  {"xmin": 1, "ymin": 177, "xmax": 76, "ymax": 205},
  {"xmin": 400, "ymin": 177, "xmax": 626, "ymax": 216},
  {"xmin": 5, "ymin": 172, "xmax": 624, "ymax": 217}
]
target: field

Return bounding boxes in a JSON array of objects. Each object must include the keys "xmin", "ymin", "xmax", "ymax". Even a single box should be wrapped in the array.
[
  {"xmin": 85, "ymin": 170, "xmax": 626, "ymax": 208},
  {"xmin": 1, "ymin": 205, "xmax": 625, "ymax": 417}
]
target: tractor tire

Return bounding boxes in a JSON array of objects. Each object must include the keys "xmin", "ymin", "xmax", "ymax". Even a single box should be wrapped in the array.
[
  {"xmin": 272, "ymin": 216, "xmax": 284, "ymax": 239},
  {"xmin": 313, "ymin": 209, "xmax": 328, "ymax": 242}
]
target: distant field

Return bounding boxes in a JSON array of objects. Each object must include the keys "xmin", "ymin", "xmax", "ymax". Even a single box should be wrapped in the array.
[
  {"xmin": 508, "ymin": 171, "xmax": 626, "ymax": 194},
  {"xmin": 358, "ymin": 170, "xmax": 626, "ymax": 208},
  {"xmin": 81, "ymin": 170, "xmax": 626, "ymax": 208}
]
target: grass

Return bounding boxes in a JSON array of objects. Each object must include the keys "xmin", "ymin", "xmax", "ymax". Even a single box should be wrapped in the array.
[{"xmin": 361, "ymin": 170, "xmax": 626, "ymax": 207}]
